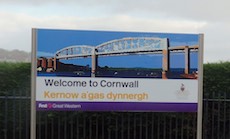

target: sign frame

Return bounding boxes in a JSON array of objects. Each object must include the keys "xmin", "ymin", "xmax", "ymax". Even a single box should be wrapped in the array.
[{"xmin": 31, "ymin": 29, "xmax": 203, "ymax": 139}]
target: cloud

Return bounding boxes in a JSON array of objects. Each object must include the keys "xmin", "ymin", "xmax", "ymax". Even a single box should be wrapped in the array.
[
  {"xmin": 200, "ymin": 22, "xmax": 230, "ymax": 62},
  {"xmin": 0, "ymin": 12, "xmax": 206, "ymax": 51},
  {"xmin": 2, "ymin": 0, "xmax": 229, "ymax": 22},
  {"xmin": 0, "ymin": 0, "xmax": 229, "ymax": 63},
  {"xmin": 121, "ymin": 0, "xmax": 230, "ymax": 22}
]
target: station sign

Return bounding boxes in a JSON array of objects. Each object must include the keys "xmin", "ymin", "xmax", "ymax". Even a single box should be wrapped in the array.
[{"xmin": 32, "ymin": 29, "xmax": 203, "ymax": 112}]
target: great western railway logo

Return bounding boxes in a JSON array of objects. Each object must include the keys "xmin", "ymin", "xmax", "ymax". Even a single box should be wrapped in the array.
[{"xmin": 175, "ymin": 83, "xmax": 190, "ymax": 99}]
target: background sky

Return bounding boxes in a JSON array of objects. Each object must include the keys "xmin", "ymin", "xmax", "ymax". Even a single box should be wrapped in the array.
[{"xmin": 0, "ymin": 0, "xmax": 229, "ymax": 63}]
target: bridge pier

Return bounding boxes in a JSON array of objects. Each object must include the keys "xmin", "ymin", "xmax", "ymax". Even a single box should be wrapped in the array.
[
  {"xmin": 162, "ymin": 47, "xmax": 169, "ymax": 79},
  {"xmin": 184, "ymin": 46, "xmax": 190, "ymax": 74},
  {"xmin": 91, "ymin": 49, "xmax": 97, "ymax": 77}
]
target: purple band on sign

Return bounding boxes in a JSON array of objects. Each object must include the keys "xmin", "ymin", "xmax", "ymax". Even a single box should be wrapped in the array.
[{"xmin": 36, "ymin": 101, "xmax": 197, "ymax": 112}]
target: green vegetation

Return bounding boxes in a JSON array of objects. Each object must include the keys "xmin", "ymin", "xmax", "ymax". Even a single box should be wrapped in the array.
[
  {"xmin": 203, "ymin": 61, "xmax": 230, "ymax": 98},
  {"xmin": 0, "ymin": 62, "xmax": 30, "ymax": 94}
]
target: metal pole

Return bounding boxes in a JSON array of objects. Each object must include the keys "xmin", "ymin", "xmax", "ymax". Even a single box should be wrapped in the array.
[
  {"xmin": 197, "ymin": 34, "xmax": 204, "ymax": 139},
  {"xmin": 31, "ymin": 28, "xmax": 37, "ymax": 139}
]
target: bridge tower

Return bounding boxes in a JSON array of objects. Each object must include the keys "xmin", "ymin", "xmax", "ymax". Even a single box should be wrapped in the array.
[
  {"xmin": 184, "ymin": 46, "xmax": 190, "ymax": 74},
  {"xmin": 162, "ymin": 39, "xmax": 169, "ymax": 79},
  {"xmin": 91, "ymin": 48, "xmax": 98, "ymax": 77}
]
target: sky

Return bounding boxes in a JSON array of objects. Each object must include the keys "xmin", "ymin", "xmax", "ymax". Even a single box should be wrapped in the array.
[{"xmin": 0, "ymin": 0, "xmax": 229, "ymax": 63}]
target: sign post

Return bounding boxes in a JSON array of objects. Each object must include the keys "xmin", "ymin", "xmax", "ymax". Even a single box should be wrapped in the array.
[
  {"xmin": 31, "ymin": 28, "xmax": 37, "ymax": 139},
  {"xmin": 197, "ymin": 34, "xmax": 204, "ymax": 139}
]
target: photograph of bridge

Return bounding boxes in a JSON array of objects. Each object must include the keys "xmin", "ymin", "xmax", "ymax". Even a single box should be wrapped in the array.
[{"xmin": 36, "ymin": 29, "xmax": 200, "ymax": 79}]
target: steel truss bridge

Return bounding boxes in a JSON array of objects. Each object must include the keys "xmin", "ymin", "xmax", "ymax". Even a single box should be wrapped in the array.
[{"xmin": 49, "ymin": 37, "xmax": 198, "ymax": 78}]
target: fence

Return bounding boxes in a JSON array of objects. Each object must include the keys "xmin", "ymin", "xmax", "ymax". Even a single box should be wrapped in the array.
[{"xmin": 0, "ymin": 90, "xmax": 230, "ymax": 139}]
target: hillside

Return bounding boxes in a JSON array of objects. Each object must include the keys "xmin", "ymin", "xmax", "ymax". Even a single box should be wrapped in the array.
[{"xmin": 0, "ymin": 48, "xmax": 30, "ymax": 62}]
